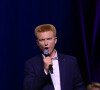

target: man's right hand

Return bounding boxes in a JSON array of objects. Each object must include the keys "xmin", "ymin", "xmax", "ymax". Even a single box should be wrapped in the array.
[{"xmin": 43, "ymin": 57, "xmax": 53, "ymax": 73}]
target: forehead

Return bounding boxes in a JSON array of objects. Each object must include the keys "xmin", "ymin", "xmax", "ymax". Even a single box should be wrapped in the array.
[{"xmin": 37, "ymin": 31, "xmax": 54, "ymax": 39}]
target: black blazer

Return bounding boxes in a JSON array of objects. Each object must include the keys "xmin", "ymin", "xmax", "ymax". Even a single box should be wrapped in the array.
[{"xmin": 24, "ymin": 53, "xmax": 86, "ymax": 90}]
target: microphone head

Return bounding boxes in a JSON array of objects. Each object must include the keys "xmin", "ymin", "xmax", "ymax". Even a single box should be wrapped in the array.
[{"xmin": 44, "ymin": 50, "xmax": 49, "ymax": 57}]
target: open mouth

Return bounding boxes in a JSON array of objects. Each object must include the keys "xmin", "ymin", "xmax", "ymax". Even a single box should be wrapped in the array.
[{"xmin": 44, "ymin": 47, "xmax": 49, "ymax": 50}]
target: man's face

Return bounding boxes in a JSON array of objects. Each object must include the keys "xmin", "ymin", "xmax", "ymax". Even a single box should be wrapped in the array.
[{"xmin": 36, "ymin": 31, "xmax": 57, "ymax": 56}]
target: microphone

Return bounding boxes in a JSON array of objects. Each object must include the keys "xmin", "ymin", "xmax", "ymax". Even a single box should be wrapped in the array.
[{"xmin": 44, "ymin": 50, "xmax": 53, "ymax": 74}]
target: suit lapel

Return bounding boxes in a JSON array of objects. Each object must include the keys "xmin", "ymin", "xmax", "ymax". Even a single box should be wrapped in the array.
[{"xmin": 58, "ymin": 54, "xmax": 66, "ymax": 90}]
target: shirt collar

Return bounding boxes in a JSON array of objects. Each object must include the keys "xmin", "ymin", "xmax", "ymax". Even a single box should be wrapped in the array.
[{"xmin": 52, "ymin": 50, "xmax": 58, "ymax": 60}]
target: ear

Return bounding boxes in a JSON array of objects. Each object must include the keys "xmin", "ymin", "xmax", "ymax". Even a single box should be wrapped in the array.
[{"xmin": 55, "ymin": 37, "xmax": 57, "ymax": 44}]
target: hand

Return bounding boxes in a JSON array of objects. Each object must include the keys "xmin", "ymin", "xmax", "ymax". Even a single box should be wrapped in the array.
[{"xmin": 43, "ymin": 57, "xmax": 53, "ymax": 73}]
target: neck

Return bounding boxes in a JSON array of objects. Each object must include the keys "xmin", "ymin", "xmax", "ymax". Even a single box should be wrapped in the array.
[{"xmin": 50, "ymin": 49, "xmax": 56, "ymax": 58}]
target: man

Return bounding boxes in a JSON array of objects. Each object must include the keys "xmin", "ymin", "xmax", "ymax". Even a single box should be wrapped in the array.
[
  {"xmin": 24, "ymin": 24, "xmax": 86, "ymax": 90},
  {"xmin": 87, "ymin": 82, "xmax": 100, "ymax": 90}
]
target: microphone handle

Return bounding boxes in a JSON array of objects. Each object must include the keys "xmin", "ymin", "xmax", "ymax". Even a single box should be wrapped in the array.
[{"xmin": 49, "ymin": 65, "xmax": 53, "ymax": 74}]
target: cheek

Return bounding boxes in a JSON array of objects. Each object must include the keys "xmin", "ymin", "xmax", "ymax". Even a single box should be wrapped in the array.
[
  {"xmin": 50, "ymin": 41, "xmax": 56, "ymax": 47},
  {"xmin": 38, "ymin": 42, "xmax": 43, "ymax": 48}
]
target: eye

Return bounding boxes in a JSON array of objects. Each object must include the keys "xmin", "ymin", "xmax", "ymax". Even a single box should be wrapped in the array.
[
  {"xmin": 47, "ymin": 38, "xmax": 52, "ymax": 40},
  {"xmin": 39, "ymin": 39, "xmax": 44, "ymax": 41}
]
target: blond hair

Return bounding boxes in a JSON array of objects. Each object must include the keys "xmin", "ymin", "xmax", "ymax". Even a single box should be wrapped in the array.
[
  {"xmin": 87, "ymin": 82, "xmax": 100, "ymax": 90},
  {"xmin": 34, "ymin": 24, "xmax": 56, "ymax": 38}
]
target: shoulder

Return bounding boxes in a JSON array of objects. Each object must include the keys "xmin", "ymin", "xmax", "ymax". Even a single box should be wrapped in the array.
[
  {"xmin": 58, "ymin": 53, "xmax": 77, "ymax": 60},
  {"xmin": 25, "ymin": 54, "xmax": 42, "ymax": 65},
  {"xmin": 58, "ymin": 53, "xmax": 78, "ymax": 63},
  {"xmin": 58, "ymin": 53, "xmax": 80, "ymax": 69}
]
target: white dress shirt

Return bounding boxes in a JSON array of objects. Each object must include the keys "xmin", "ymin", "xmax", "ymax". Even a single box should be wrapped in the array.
[{"xmin": 50, "ymin": 51, "xmax": 61, "ymax": 90}]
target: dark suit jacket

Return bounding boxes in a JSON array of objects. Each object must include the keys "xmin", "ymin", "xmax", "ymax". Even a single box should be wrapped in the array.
[{"xmin": 24, "ymin": 53, "xmax": 86, "ymax": 90}]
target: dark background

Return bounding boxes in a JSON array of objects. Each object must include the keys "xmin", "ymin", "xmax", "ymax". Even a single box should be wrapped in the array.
[{"xmin": 0, "ymin": 0, "xmax": 100, "ymax": 90}]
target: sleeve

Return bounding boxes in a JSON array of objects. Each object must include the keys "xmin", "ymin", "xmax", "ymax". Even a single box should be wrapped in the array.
[
  {"xmin": 24, "ymin": 60, "xmax": 49, "ymax": 90},
  {"xmin": 73, "ymin": 58, "xmax": 86, "ymax": 90}
]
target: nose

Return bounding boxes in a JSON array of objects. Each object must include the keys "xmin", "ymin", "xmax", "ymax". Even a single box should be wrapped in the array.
[{"xmin": 44, "ymin": 40, "xmax": 48, "ymax": 46}]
